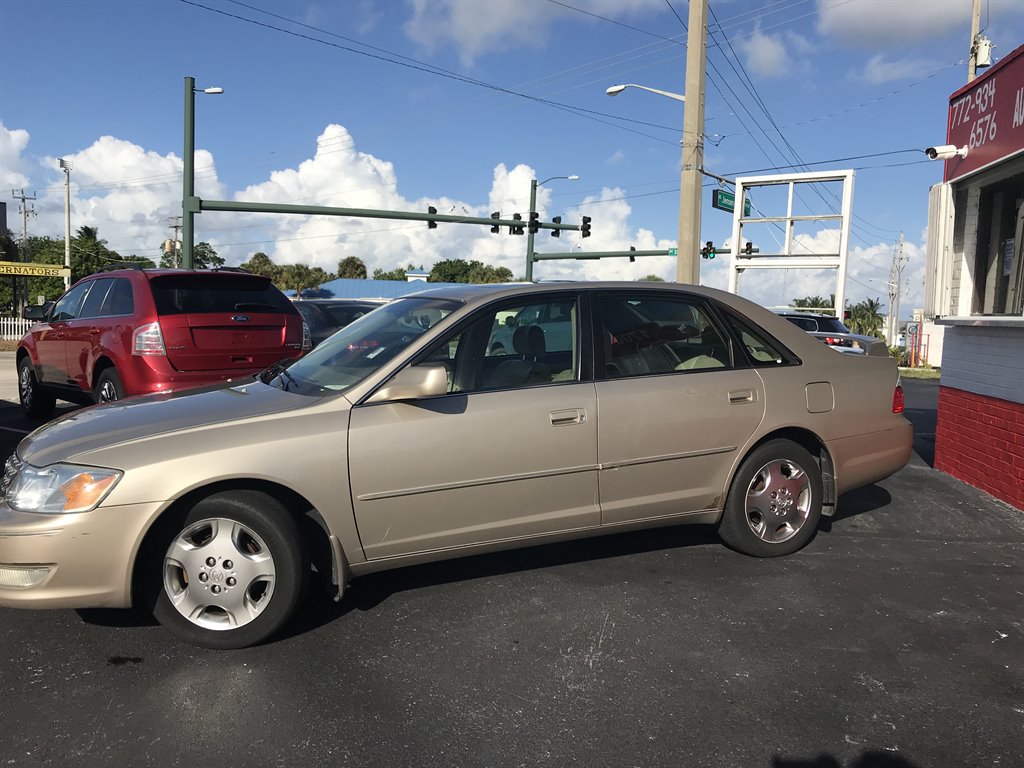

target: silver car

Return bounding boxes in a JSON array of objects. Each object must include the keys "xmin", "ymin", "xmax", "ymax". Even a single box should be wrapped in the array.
[{"xmin": 0, "ymin": 283, "xmax": 912, "ymax": 648}]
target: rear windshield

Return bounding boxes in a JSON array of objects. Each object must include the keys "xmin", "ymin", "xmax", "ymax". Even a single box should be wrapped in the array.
[
  {"xmin": 150, "ymin": 275, "xmax": 295, "ymax": 315},
  {"xmin": 782, "ymin": 315, "xmax": 849, "ymax": 334}
]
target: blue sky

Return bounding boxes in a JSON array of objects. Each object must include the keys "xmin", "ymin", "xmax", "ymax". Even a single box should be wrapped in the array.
[{"xmin": 2, "ymin": 0, "xmax": 1023, "ymax": 315}]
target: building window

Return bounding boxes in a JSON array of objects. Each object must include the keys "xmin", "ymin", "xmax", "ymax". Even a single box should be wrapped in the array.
[{"xmin": 972, "ymin": 173, "xmax": 1024, "ymax": 315}]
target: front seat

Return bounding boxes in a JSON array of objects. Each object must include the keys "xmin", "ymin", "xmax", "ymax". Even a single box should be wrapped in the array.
[{"xmin": 486, "ymin": 325, "xmax": 550, "ymax": 389}]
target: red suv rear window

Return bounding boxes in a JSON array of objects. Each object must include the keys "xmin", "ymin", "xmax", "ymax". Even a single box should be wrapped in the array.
[{"xmin": 149, "ymin": 275, "xmax": 294, "ymax": 315}]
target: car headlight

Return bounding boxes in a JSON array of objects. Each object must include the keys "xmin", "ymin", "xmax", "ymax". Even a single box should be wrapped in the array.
[{"xmin": 6, "ymin": 462, "xmax": 122, "ymax": 514}]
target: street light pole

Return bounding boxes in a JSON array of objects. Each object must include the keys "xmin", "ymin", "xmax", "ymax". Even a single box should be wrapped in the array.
[
  {"xmin": 182, "ymin": 77, "xmax": 222, "ymax": 270},
  {"xmin": 525, "ymin": 175, "xmax": 578, "ymax": 282},
  {"xmin": 59, "ymin": 158, "xmax": 72, "ymax": 291}
]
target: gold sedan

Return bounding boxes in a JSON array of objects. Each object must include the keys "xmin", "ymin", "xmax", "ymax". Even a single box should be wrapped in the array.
[{"xmin": 0, "ymin": 283, "xmax": 912, "ymax": 648}]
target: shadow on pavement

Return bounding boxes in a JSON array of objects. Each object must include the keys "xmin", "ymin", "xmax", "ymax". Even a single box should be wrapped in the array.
[
  {"xmin": 774, "ymin": 751, "xmax": 919, "ymax": 768},
  {"xmin": 280, "ymin": 523, "xmax": 722, "ymax": 640}
]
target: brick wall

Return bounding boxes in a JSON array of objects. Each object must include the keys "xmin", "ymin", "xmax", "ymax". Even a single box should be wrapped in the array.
[{"xmin": 935, "ymin": 386, "xmax": 1024, "ymax": 510}]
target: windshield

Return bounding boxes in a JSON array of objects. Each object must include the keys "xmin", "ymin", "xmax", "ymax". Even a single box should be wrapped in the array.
[{"xmin": 263, "ymin": 297, "xmax": 460, "ymax": 395}]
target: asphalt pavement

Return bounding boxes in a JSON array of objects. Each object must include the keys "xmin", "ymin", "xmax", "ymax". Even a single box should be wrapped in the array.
[{"xmin": 0, "ymin": 370, "xmax": 1021, "ymax": 768}]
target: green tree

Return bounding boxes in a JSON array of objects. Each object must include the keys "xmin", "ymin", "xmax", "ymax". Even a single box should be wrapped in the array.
[
  {"xmin": 162, "ymin": 241, "xmax": 223, "ymax": 270},
  {"xmin": 241, "ymin": 252, "xmax": 280, "ymax": 280},
  {"xmin": 373, "ymin": 264, "xmax": 417, "ymax": 281},
  {"xmin": 638, "ymin": 274, "xmax": 665, "ymax": 282},
  {"xmin": 791, "ymin": 295, "xmax": 832, "ymax": 310},
  {"xmin": 430, "ymin": 259, "xmax": 512, "ymax": 284},
  {"xmin": 279, "ymin": 264, "xmax": 331, "ymax": 297},
  {"xmin": 336, "ymin": 256, "xmax": 367, "ymax": 279},
  {"xmin": 847, "ymin": 298, "xmax": 884, "ymax": 338}
]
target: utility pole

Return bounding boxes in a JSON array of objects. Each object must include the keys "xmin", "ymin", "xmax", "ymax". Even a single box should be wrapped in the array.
[
  {"xmin": 968, "ymin": 0, "xmax": 982, "ymax": 82},
  {"xmin": 11, "ymin": 189, "xmax": 37, "ymax": 313},
  {"xmin": 888, "ymin": 232, "xmax": 907, "ymax": 346},
  {"xmin": 168, "ymin": 216, "xmax": 182, "ymax": 268},
  {"xmin": 678, "ymin": 0, "xmax": 707, "ymax": 285},
  {"xmin": 59, "ymin": 159, "xmax": 72, "ymax": 290}
]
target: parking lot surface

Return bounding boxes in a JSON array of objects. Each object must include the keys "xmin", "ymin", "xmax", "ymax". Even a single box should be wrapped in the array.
[{"xmin": 0, "ymin": 365, "xmax": 1021, "ymax": 768}]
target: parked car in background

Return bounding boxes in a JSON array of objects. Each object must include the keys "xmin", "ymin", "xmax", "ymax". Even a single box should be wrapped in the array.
[
  {"xmin": 16, "ymin": 266, "xmax": 307, "ymax": 417},
  {"xmin": 0, "ymin": 282, "xmax": 911, "ymax": 648},
  {"xmin": 773, "ymin": 310, "xmax": 888, "ymax": 356},
  {"xmin": 292, "ymin": 299, "xmax": 383, "ymax": 347}
]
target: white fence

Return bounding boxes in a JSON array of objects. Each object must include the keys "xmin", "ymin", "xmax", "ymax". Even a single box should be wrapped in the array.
[{"xmin": 0, "ymin": 316, "xmax": 33, "ymax": 340}]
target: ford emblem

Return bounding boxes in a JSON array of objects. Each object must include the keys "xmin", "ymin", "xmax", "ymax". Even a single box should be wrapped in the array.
[{"xmin": 232, "ymin": 315, "xmax": 251, "ymax": 322}]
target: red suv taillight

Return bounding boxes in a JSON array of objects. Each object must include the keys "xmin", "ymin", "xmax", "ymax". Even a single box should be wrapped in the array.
[
  {"xmin": 133, "ymin": 322, "xmax": 166, "ymax": 356},
  {"xmin": 892, "ymin": 384, "xmax": 905, "ymax": 414}
]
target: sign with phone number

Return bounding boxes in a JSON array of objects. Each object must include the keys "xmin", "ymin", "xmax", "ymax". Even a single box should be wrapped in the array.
[{"xmin": 944, "ymin": 44, "xmax": 1024, "ymax": 182}]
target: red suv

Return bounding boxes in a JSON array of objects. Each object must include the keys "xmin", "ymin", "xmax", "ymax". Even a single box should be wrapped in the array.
[{"xmin": 17, "ymin": 266, "xmax": 308, "ymax": 417}]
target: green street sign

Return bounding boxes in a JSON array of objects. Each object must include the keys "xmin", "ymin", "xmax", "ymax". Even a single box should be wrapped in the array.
[
  {"xmin": 711, "ymin": 189, "xmax": 751, "ymax": 216},
  {"xmin": 667, "ymin": 248, "xmax": 678, "ymax": 256}
]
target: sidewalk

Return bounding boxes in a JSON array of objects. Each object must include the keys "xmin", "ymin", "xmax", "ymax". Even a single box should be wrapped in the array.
[{"xmin": 0, "ymin": 352, "xmax": 19, "ymax": 407}]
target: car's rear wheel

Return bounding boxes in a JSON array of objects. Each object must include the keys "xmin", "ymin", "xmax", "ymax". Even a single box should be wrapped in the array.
[
  {"xmin": 718, "ymin": 439, "xmax": 823, "ymax": 557},
  {"xmin": 17, "ymin": 357, "xmax": 56, "ymax": 418},
  {"xmin": 152, "ymin": 491, "xmax": 306, "ymax": 649},
  {"xmin": 93, "ymin": 368, "xmax": 125, "ymax": 404}
]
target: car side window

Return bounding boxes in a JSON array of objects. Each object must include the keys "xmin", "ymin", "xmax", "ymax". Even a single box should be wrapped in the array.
[
  {"xmin": 724, "ymin": 312, "xmax": 791, "ymax": 366},
  {"xmin": 598, "ymin": 294, "xmax": 732, "ymax": 378},
  {"xmin": 78, "ymin": 278, "xmax": 114, "ymax": 319},
  {"xmin": 50, "ymin": 281, "xmax": 93, "ymax": 322},
  {"xmin": 417, "ymin": 298, "xmax": 579, "ymax": 394},
  {"xmin": 100, "ymin": 278, "xmax": 135, "ymax": 316}
]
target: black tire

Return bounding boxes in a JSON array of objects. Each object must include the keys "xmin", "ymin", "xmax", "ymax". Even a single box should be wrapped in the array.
[
  {"xmin": 152, "ymin": 491, "xmax": 306, "ymax": 649},
  {"xmin": 17, "ymin": 356, "xmax": 56, "ymax": 418},
  {"xmin": 93, "ymin": 367, "xmax": 125, "ymax": 404},
  {"xmin": 718, "ymin": 439, "xmax": 823, "ymax": 557}
]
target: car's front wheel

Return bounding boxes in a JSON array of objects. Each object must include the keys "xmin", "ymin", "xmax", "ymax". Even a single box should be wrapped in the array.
[
  {"xmin": 152, "ymin": 491, "xmax": 306, "ymax": 649},
  {"xmin": 17, "ymin": 356, "xmax": 56, "ymax": 418},
  {"xmin": 718, "ymin": 439, "xmax": 823, "ymax": 557}
]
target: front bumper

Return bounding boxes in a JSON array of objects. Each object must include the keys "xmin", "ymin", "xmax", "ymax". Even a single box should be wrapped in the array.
[{"xmin": 0, "ymin": 500, "xmax": 163, "ymax": 610}]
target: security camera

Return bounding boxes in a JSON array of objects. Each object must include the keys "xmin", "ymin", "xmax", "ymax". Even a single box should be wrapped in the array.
[{"xmin": 925, "ymin": 145, "xmax": 968, "ymax": 160}]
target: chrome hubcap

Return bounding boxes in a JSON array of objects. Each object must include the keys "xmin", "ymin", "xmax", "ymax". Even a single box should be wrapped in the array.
[
  {"xmin": 163, "ymin": 518, "xmax": 276, "ymax": 631},
  {"xmin": 744, "ymin": 459, "xmax": 812, "ymax": 544},
  {"xmin": 18, "ymin": 365, "xmax": 32, "ymax": 406},
  {"xmin": 98, "ymin": 381, "xmax": 118, "ymax": 402}
]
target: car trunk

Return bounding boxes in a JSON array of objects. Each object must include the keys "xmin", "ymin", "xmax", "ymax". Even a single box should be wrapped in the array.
[{"xmin": 149, "ymin": 274, "xmax": 301, "ymax": 372}]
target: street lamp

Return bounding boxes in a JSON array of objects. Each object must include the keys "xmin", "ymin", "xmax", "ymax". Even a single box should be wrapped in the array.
[
  {"xmin": 182, "ymin": 77, "xmax": 223, "ymax": 270},
  {"xmin": 606, "ymin": 82, "xmax": 701, "ymax": 285},
  {"xmin": 525, "ymin": 175, "xmax": 579, "ymax": 282}
]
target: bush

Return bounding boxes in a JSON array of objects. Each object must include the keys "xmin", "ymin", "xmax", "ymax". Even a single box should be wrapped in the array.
[{"xmin": 889, "ymin": 345, "xmax": 907, "ymax": 365}]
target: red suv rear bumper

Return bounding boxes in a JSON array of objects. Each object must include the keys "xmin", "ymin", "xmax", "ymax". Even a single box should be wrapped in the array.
[{"xmin": 119, "ymin": 352, "xmax": 302, "ymax": 396}]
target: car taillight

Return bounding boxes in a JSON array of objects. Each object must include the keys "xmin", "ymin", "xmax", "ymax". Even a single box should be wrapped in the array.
[
  {"xmin": 824, "ymin": 336, "xmax": 852, "ymax": 347},
  {"xmin": 892, "ymin": 384, "xmax": 905, "ymax": 414},
  {"xmin": 301, "ymin": 321, "xmax": 312, "ymax": 352},
  {"xmin": 132, "ymin": 322, "xmax": 166, "ymax": 356}
]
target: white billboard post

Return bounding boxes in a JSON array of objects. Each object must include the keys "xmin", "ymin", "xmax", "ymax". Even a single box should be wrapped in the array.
[{"xmin": 727, "ymin": 170, "xmax": 855, "ymax": 318}]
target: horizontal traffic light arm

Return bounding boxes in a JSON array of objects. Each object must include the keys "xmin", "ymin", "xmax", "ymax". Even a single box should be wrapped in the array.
[
  {"xmin": 532, "ymin": 249, "xmax": 673, "ymax": 262},
  {"xmin": 199, "ymin": 199, "xmax": 582, "ymax": 233}
]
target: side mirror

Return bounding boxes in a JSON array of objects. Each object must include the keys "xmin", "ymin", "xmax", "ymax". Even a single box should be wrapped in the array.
[
  {"xmin": 23, "ymin": 304, "xmax": 48, "ymax": 321},
  {"xmin": 367, "ymin": 363, "xmax": 448, "ymax": 404}
]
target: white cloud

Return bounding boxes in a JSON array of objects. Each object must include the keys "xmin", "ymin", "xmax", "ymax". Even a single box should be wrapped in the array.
[
  {"xmin": 817, "ymin": 0, "xmax": 1019, "ymax": 46},
  {"xmin": 404, "ymin": 0, "xmax": 663, "ymax": 66},
  {"xmin": 741, "ymin": 29, "xmax": 812, "ymax": 79},
  {"xmin": 854, "ymin": 53, "xmax": 943, "ymax": 85},
  {"xmin": 0, "ymin": 122, "xmax": 31, "ymax": 195},
  {"xmin": 607, "ymin": 149, "xmax": 626, "ymax": 165}
]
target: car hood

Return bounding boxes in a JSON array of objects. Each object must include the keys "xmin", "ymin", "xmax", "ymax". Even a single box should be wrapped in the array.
[{"xmin": 19, "ymin": 380, "xmax": 310, "ymax": 468}]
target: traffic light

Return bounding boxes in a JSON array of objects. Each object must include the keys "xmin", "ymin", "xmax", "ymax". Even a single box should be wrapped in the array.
[
  {"xmin": 550, "ymin": 216, "xmax": 562, "ymax": 237},
  {"xmin": 490, "ymin": 212, "xmax": 500, "ymax": 234},
  {"xmin": 629, "ymin": 245, "xmax": 636, "ymax": 263},
  {"xmin": 510, "ymin": 213, "xmax": 524, "ymax": 235},
  {"xmin": 701, "ymin": 241, "xmax": 716, "ymax": 259},
  {"xmin": 427, "ymin": 206, "xmax": 437, "ymax": 229},
  {"xmin": 581, "ymin": 216, "xmax": 592, "ymax": 238},
  {"xmin": 528, "ymin": 211, "xmax": 539, "ymax": 235},
  {"xmin": 744, "ymin": 241, "xmax": 760, "ymax": 255}
]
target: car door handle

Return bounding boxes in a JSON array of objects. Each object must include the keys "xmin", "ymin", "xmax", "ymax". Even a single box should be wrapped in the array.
[
  {"xmin": 728, "ymin": 389, "xmax": 754, "ymax": 404},
  {"xmin": 550, "ymin": 408, "xmax": 586, "ymax": 426}
]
